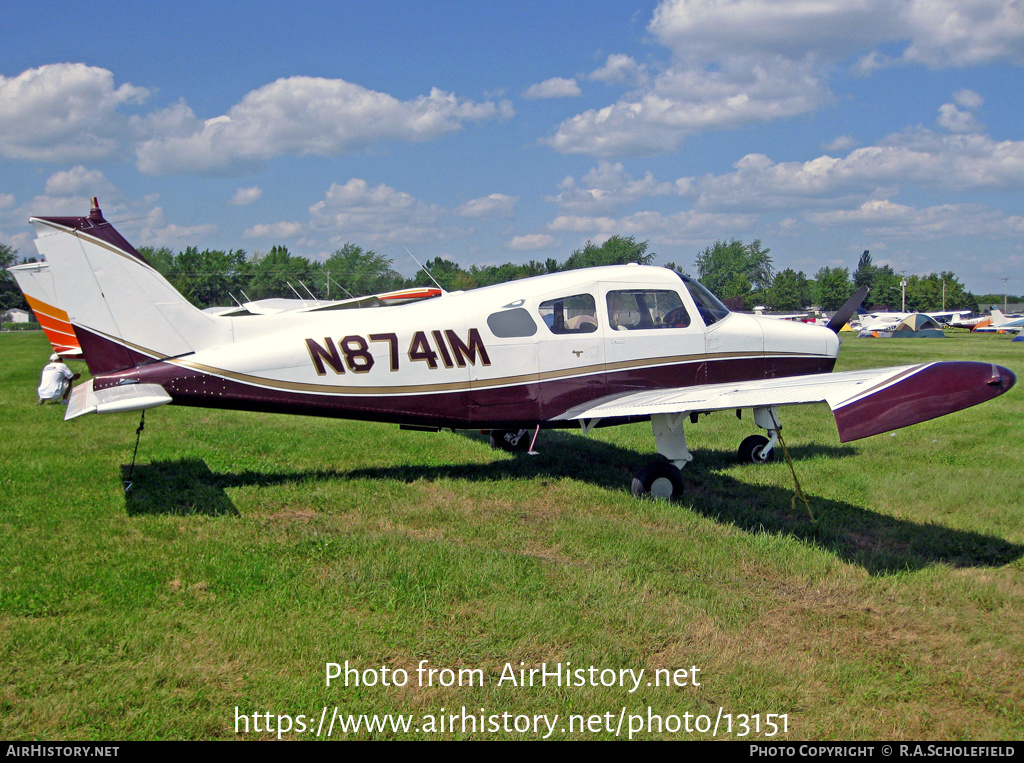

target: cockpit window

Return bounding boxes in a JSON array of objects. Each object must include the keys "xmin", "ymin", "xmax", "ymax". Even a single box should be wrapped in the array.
[
  {"xmin": 607, "ymin": 290, "xmax": 689, "ymax": 330},
  {"xmin": 538, "ymin": 294, "xmax": 598, "ymax": 334},
  {"xmin": 675, "ymin": 274, "xmax": 731, "ymax": 326}
]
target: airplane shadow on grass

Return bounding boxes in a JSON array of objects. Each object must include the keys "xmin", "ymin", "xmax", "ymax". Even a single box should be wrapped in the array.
[
  {"xmin": 122, "ymin": 460, "xmax": 240, "ymax": 518},
  {"xmin": 122, "ymin": 429, "xmax": 1022, "ymax": 576}
]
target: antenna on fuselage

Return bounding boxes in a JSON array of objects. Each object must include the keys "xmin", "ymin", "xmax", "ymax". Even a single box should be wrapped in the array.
[
  {"xmin": 297, "ymin": 280, "xmax": 320, "ymax": 303},
  {"xmin": 405, "ymin": 247, "xmax": 446, "ymax": 293},
  {"xmin": 324, "ymin": 274, "xmax": 354, "ymax": 299}
]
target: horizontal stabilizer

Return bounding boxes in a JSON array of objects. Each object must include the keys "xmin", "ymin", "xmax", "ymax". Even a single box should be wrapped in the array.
[{"xmin": 65, "ymin": 380, "xmax": 172, "ymax": 421}]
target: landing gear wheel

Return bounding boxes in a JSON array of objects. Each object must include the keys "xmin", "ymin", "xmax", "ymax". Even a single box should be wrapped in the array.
[
  {"xmin": 631, "ymin": 461, "xmax": 685, "ymax": 500},
  {"xmin": 490, "ymin": 429, "xmax": 532, "ymax": 452},
  {"xmin": 738, "ymin": 434, "xmax": 775, "ymax": 464}
]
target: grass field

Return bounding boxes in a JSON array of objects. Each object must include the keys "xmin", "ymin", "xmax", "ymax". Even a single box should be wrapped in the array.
[{"xmin": 1, "ymin": 328, "xmax": 1022, "ymax": 740}]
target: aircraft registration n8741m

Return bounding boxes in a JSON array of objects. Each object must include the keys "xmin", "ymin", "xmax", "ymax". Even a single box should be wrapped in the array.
[{"xmin": 27, "ymin": 200, "xmax": 1015, "ymax": 499}]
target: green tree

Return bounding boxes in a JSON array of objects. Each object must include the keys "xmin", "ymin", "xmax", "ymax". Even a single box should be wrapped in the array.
[
  {"xmin": 247, "ymin": 246, "xmax": 316, "ymax": 300},
  {"xmin": 767, "ymin": 268, "xmax": 810, "ymax": 311},
  {"xmin": 868, "ymin": 266, "xmax": 901, "ymax": 311},
  {"xmin": 409, "ymin": 257, "xmax": 469, "ymax": 291},
  {"xmin": 562, "ymin": 235, "xmax": 653, "ymax": 270},
  {"xmin": 853, "ymin": 250, "xmax": 874, "ymax": 292},
  {"xmin": 814, "ymin": 266, "xmax": 852, "ymax": 312},
  {"xmin": 320, "ymin": 244, "xmax": 404, "ymax": 298},
  {"xmin": 905, "ymin": 272, "xmax": 972, "ymax": 312},
  {"xmin": 695, "ymin": 239, "xmax": 773, "ymax": 309},
  {"xmin": 172, "ymin": 247, "xmax": 249, "ymax": 308},
  {"xmin": 0, "ymin": 243, "xmax": 28, "ymax": 314},
  {"xmin": 138, "ymin": 246, "xmax": 176, "ymax": 278}
]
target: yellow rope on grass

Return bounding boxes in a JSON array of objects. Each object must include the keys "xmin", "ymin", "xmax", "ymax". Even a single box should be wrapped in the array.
[{"xmin": 775, "ymin": 429, "xmax": 814, "ymax": 522}]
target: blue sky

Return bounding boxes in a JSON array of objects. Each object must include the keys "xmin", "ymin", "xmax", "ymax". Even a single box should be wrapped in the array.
[{"xmin": 2, "ymin": 0, "xmax": 1023, "ymax": 295}]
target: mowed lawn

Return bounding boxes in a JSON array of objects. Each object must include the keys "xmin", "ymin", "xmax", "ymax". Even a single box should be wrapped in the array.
[{"xmin": 1, "ymin": 328, "xmax": 1022, "ymax": 740}]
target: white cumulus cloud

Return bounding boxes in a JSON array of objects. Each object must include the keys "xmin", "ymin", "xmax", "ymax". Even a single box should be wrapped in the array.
[
  {"xmin": 545, "ymin": 0, "xmax": 1024, "ymax": 158},
  {"xmin": 506, "ymin": 234, "xmax": 556, "ymax": 250},
  {"xmin": 547, "ymin": 161, "xmax": 675, "ymax": 213},
  {"xmin": 135, "ymin": 77, "xmax": 513, "ymax": 175},
  {"xmin": 807, "ymin": 199, "xmax": 1024, "ymax": 239},
  {"xmin": 43, "ymin": 166, "xmax": 117, "ymax": 198},
  {"xmin": 229, "ymin": 186, "xmax": 263, "ymax": 205},
  {"xmin": 306, "ymin": 178, "xmax": 449, "ymax": 245},
  {"xmin": 901, "ymin": 0, "xmax": 1024, "ymax": 67},
  {"xmin": 524, "ymin": 77, "xmax": 582, "ymax": 99},
  {"xmin": 137, "ymin": 206, "xmax": 216, "ymax": 247},
  {"xmin": 547, "ymin": 210, "xmax": 756, "ymax": 246},
  {"xmin": 455, "ymin": 193, "xmax": 518, "ymax": 218},
  {"xmin": 589, "ymin": 54, "xmax": 648, "ymax": 85},
  {"xmin": 0, "ymin": 64, "xmax": 148, "ymax": 162},
  {"xmin": 673, "ymin": 122, "xmax": 1024, "ymax": 217},
  {"xmin": 243, "ymin": 221, "xmax": 304, "ymax": 239}
]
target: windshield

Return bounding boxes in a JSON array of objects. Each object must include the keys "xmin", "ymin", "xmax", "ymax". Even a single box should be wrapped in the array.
[{"xmin": 675, "ymin": 273, "xmax": 731, "ymax": 326}]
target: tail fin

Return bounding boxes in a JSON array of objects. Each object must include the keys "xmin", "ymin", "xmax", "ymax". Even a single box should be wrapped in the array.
[{"xmin": 29, "ymin": 199, "xmax": 229, "ymax": 376}]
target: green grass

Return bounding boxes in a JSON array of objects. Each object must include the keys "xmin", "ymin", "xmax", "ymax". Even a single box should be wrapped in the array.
[{"xmin": 2, "ymin": 329, "xmax": 1023, "ymax": 740}]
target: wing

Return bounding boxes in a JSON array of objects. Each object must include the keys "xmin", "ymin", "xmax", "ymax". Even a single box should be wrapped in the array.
[{"xmin": 553, "ymin": 361, "xmax": 1014, "ymax": 442}]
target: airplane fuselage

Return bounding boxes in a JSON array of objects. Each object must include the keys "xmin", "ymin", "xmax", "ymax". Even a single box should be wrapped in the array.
[{"xmin": 87, "ymin": 265, "xmax": 840, "ymax": 429}]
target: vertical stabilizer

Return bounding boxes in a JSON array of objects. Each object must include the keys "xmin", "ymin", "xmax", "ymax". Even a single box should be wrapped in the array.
[{"xmin": 30, "ymin": 200, "xmax": 230, "ymax": 375}]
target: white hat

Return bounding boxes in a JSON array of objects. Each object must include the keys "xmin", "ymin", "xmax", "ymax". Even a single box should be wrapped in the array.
[{"xmin": 50, "ymin": 353, "xmax": 60, "ymax": 361}]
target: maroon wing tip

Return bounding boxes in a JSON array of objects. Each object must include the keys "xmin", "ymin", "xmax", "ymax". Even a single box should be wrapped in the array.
[{"xmin": 835, "ymin": 361, "xmax": 1015, "ymax": 442}]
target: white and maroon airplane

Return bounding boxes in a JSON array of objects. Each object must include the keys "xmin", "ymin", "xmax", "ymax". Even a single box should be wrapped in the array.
[{"xmin": 27, "ymin": 200, "xmax": 1015, "ymax": 499}]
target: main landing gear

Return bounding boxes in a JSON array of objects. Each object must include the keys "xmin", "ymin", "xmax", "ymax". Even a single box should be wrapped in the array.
[
  {"xmin": 737, "ymin": 435, "xmax": 775, "ymax": 464},
  {"xmin": 737, "ymin": 408, "xmax": 780, "ymax": 464},
  {"xmin": 630, "ymin": 407, "xmax": 782, "ymax": 500}
]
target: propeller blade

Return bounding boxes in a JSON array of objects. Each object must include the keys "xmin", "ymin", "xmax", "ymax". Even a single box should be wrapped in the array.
[{"xmin": 826, "ymin": 285, "xmax": 869, "ymax": 334}]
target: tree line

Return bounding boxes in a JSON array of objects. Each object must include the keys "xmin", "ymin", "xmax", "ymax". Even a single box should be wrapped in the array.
[
  {"xmin": 134, "ymin": 235, "xmax": 655, "ymax": 308},
  {"xmin": 0, "ymin": 235, "xmax": 1005, "ymax": 317},
  {"xmin": 690, "ymin": 241, "xmax": 981, "ymax": 313}
]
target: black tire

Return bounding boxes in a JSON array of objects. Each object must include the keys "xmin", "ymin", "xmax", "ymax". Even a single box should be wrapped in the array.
[
  {"xmin": 489, "ymin": 429, "xmax": 532, "ymax": 452},
  {"xmin": 737, "ymin": 434, "xmax": 774, "ymax": 464},
  {"xmin": 631, "ymin": 461, "xmax": 685, "ymax": 500}
]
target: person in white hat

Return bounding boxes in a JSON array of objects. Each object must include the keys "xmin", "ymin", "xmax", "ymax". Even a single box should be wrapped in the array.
[{"xmin": 37, "ymin": 353, "xmax": 80, "ymax": 405}]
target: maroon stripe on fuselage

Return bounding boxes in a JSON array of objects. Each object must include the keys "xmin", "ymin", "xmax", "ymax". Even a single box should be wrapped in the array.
[{"xmin": 91, "ymin": 353, "xmax": 836, "ymax": 429}]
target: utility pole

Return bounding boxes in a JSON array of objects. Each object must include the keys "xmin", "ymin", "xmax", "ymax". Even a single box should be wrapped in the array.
[
  {"xmin": 900, "ymin": 275, "xmax": 908, "ymax": 312},
  {"xmin": 1001, "ymin": 278, "xmax": 1010, "ymax": 313}
]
